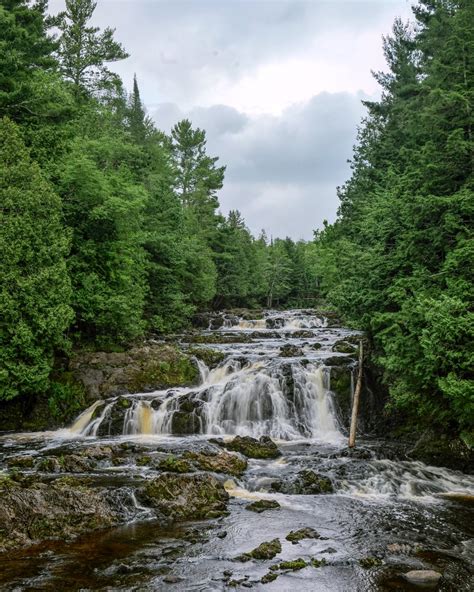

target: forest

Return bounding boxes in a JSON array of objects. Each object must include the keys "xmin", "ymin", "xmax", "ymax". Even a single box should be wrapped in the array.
[{"xmin": 0, "ymin": 0, "xmax": 472, "ymax": 443}]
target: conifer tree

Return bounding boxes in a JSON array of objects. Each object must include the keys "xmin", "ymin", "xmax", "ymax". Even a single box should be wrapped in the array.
[
  {"xmin": 53, "ymin": 0, "xmax": 129, "ymax": 96},
  {"xmin": 0, "ymin": 118, "xmax": 72, "ymax": 400}
]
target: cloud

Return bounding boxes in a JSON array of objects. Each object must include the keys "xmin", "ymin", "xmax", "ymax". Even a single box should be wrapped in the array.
[{"xmin": 152, "ymin": 90, "xmax": 367, "ymax": 239}]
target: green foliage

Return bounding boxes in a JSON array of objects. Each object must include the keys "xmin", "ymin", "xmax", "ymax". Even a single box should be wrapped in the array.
[
  {"xmin": 314, "ymin": 0, "xmax": 474, "ymax": 433},
  {"xmin": 0, "ymin": 118, "xmax": 73, "ymax": 401},
  {"xmin": 53, "ymin": 0, "xmax": 129, "ymax": 96}
]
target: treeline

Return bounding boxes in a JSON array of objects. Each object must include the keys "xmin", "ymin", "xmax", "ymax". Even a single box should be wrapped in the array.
[
  {"xmin": 0, "ymin": 0, "xmax": 319, "ymax": 403},
  {"xmin": 312, "ymin": 0, "xmax": 473, "ymax": 436}
]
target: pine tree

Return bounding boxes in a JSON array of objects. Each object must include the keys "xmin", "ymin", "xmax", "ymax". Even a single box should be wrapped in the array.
[
  {"xmin": 0, "ymin": 118, "xmax": 73, "ymax": 400},
  {"xmin": 53, "ymin": 0, "xmax": 129, "ymax": 96},
  {"xmin": 0, "ymin": 0, "xmax": 58, "ymax": 119}
]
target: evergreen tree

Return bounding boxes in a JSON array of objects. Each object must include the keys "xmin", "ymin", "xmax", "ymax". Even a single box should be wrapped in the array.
[
  {"xmin": 0, "ymin": 118, "xmax": 72, "ymax": 400},
  {"xmin": 53, "ymin": 0, "xmax": 129, "ymax": 96}
]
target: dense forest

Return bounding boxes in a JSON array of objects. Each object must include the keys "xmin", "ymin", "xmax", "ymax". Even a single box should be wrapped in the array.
[
  {"xmin": 0, "ymin": 1, "xmax": 320, "ymax": 404},
  {"xmin": 0, "ymin": 0, "xmax": 472, "ymax": 442},
  {"xmin": 313, "ymin": 0, "xmax": 473, "ymax": 439}
]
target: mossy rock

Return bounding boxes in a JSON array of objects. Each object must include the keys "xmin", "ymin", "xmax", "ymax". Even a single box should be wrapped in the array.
[
  {"xmin": 7, "ymin": 456, "xmax": 35, "ymax": 469},
  {"xmin": 245, "ymin": 499, "xmax": 280, "ymax": 513},
  {"xmin": 236, "ymin": 538, "xmax": 282, "ymax": 562},
  {"xmin": 183, "ymin": 451, "xmax": 247, "ymax": 476},
  {"xmin": 185, "ymin": 347, "xmax": 225, "ymax": 369},
  {"xmin": 261, "ymin": 572, "xmax": 279, "ymax": 584},
  {"xmin": 158, "ymin": 455, "xmax": 194, "ymax": 473},
  {"xmin": 359, "ymin": 557, "xmax": 382, "ymax": 569},
  {"xmin": 271, "ymin": 470, "xmax": 333, "ymax": 494},
  {"xmin": 332, "ymin": 340, "xmax": 358, "ymax": 354},
  {"xmin": 129, "ymin": 356, "xmax": 199, "ymax": 392},
  {"xmin": 310, "ymin": 558, "xmax": 327, "ymax": 568},
  {"xmin": 222, "ymin": 436, "xmax": 281, "ymax": 459},
  {"xmin": 139, "ymin": 473, "xmax": 229, "ymax": 520},
  {"xmin": 286, "ymin": 527, "xmax": 321, "ymax": 543},
  {"xmin": 270, "ymin": 558, "xmax": 307, "ymax": 571}
]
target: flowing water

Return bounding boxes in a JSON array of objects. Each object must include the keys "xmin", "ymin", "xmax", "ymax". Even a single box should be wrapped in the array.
[{"xmin": 0, "ymin": 310, "xmax": 473, "ymax": 591}]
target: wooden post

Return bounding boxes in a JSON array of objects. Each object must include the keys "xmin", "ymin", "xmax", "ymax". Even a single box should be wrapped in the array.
[{"xmin": 348, "ymin": 340, "xmax": 363, "ymax": 448}]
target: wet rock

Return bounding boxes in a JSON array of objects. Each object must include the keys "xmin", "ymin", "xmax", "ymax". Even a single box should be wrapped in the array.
[
  {"xmin": 0, "ymin": 479, "xmax": 121, "ymax": 552},
  {"xmin": 332, "ymin": 340, "xmax": 358, "ymax": 354},
  {"xmin": 261, "ymin": 572, "xmax": 278, "ymax": 584},
  {"xmin": 324, "ymin": 355, "xmax": 355, "ymax": 367},
  {"xmin": 286, "ymin": 527, "xmax": 321, "ymax": 543},
  {"xmin": 321, "ymin": 547, "xmax": 337, "ymax": 554},
  {"xmin": 271, "ymin": 470, "xmax": 333, "ymax": 494},
  {"xmin": 403, "ymin": 570, "xmax": 442, "ymax": 587},
  {"xmin": 60, "ymin": 454, "xmax": 95, "ymax": 473},
  {"xmin": 183, "ymin": 450, "xmax": 248, "ymax": 476},
  {"xmin": 408, "ymin": 430, "xmax": 474, "ymax": 473},
  {"xmin": 279, "ymin": 344, "xmax": 304, "ymax": 357},
  {"xmin": 270, "ymin": 558, "xmax": 307, "ymax": 571},
  {"xmin": 310, "ymin": 558, "xmax": 327, "ymax": 567},
  {"xmin": 79, "ymin": 445, "xmax": 115, "ymax": 460},
  {"xmin": 245, "ymin": 499, "xmax": 280, "ymax": 513},
  {"xmin": 222, "ymin": 436, "xmax": 281, "ymax": 459},
  {"xmin": 70, "ymin": 344, "xmax": 199, "ymax": 400},
  {"xmin": 185, "ymin": 347, "xmax": 225, "ymax": 369},
  {"xmin": 158, "ymin": 455, "xmax": 195, "ymax": 473},
  {"xmin": 139, "ymin": 473, "xmax": 229, "ymax": 521},
  {"xmin": 236, "ymin": 538, "xmax": 282, "ymax": 562},
  {"xmin": 7, "ymin": 456, "xmax": 35, "ymax": 469},
  {"xmin": 359, "ymin": 557, "xmax": 383, "ymax": 568},
  {"xmin": 163, "ymin": 574, "xmax": 184, "ymax": 584},
  {"xmin": 37, "ymin": 457, "xmax": 62, "ymax": 473}
]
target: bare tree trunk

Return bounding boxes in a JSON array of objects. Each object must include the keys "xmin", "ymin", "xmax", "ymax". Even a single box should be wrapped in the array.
[{"xmin": 349, "ymin": 341, "xmax": 363, "ymax": 448}]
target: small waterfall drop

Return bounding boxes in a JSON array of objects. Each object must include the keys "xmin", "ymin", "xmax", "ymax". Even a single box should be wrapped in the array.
[{"xmin": 68, "ymin": 400, "xmax": 104, "ymax": 434}]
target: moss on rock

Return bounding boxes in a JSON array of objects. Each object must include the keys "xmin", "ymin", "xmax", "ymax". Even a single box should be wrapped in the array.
[
  {"xmin": 235, "ymin": 538, "xmax": 282, "ymax": 562},
  {"xmin": 139, "ymin": 473, "xmax": 229, "ymax": 520},
  {"xmin": 222, "ymin": 436, "xmax": 281, "ymax": 459}
]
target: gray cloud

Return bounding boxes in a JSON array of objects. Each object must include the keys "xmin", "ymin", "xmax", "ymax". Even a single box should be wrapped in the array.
[{"xmin": 152, "ymin": 91, "xmax": 366, "ymax": 239}]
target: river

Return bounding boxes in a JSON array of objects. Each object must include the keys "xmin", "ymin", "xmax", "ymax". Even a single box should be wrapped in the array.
[{"xmin": 0, "ymin": 310, "xmax": 472, "ymax": 591}]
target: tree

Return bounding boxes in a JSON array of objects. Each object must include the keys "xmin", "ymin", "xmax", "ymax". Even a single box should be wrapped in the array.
[
  {"xmin": 170, "ymin": 119, "xmax": 225, "ymax": 237},
  {"xmin": 54, "ymin": 0, "xmax": 129, "ymax": 96},
  {"xmin": 0, "ymin": 118, "xmax": 73, "ymax": 400},
  {"xmin": 126, "ymin": 74, "xmax": 152, "ymax": 144},
  {"xmin": 0, "ymin": 0, "xmax": 58, "ymax": 119}
]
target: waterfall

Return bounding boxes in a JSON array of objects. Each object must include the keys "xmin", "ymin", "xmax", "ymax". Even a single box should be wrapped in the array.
[
  {"xmin": 68, "ymin": 400, "xmax": 104, "ymax": 435},
  {"xmin": 68, "ymin": 361, "xmax": 343, "ymax": 442}
]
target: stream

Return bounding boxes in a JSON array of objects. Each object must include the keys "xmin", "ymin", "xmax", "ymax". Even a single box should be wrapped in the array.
[{"xmin": 0, "ymin": 310, "xmax": 473, "ymax": 591}]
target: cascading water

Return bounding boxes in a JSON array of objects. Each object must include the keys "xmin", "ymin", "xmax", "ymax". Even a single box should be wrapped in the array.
[
  {"xmin": 2, "ymin": 308, "xmax": 473, "ymax": 592},
  {"xmin": 71, "ymin": 359, "xmax": 344, "ymax": 441}
]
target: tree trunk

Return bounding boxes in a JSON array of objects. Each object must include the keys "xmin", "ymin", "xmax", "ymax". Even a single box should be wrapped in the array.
[{"xmin": 348, "ymin": 341, "xmax": 363, "ymax": 448}]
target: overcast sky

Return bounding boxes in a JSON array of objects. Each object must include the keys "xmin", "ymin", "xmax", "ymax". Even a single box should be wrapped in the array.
[{"xmin": 50, "ymin": 0, "xmax": 413, "ymax": 239}]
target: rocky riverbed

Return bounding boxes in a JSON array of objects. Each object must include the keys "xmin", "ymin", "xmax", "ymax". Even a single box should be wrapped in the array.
[{"xmin": 0, "ymin": 310, "xmax": 473, "ymax": 591}]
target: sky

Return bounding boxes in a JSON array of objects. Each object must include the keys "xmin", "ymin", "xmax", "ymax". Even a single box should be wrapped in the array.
[{"xmin": 50, "ymin": 0, "xmax": 414, "ymax": 239}]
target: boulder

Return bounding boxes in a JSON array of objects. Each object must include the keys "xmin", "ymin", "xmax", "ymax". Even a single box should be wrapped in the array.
[
  {"xmin": 403, "ymin": 570, "xmax": 441, "ymax": 587},
  {"xmin": 183, "ymin": 451, "xmax": 248, "ymax": 476},
  {"xmin": 221, "ymin": 436, "xmax": 281, "ymax": 459},
  {"xmin": 139, "ymin": 473, "xmax": 229, "ymax": 520},
  {"xmin": 0, "ymin": 479, "xmax": 120, "ymax": 552},
  {"xmin": 279, "ymin": 344, "xmax": 304, "ymax": 358},
  {"xmin": 271, "ymin": 470, "xmax": 333, "ymax": 494},
  {"xmin": 245, "ymin": 499, "xmax": 280, "ymax": 513},
  {"xmin": 286, "ymin": 527, "xmax": 321, "ymax": 543},
  {"xmin": 236, "ymin": 538, "xmax": 282, "ymax": 562}
]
